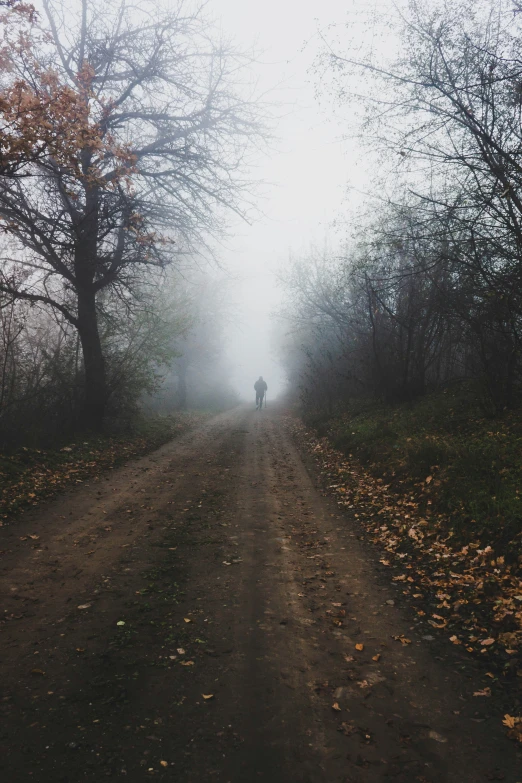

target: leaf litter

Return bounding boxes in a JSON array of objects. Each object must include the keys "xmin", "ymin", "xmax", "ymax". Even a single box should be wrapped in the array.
[{"xmin": 289, "ymin": 418, "xmax": 522, "ymax": 743}]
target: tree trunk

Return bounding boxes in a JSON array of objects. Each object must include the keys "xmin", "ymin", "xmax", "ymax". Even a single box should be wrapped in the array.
[
  {"xmin": 77, "ymin": 286, "xmax": 106, "ymax": 430},
  {"xmin": 177, "ymin": 357, "xmax": 189, "ymax": 409},
  {"xmin": 74, "ymin": 179, "xmax": 106, "ymax": 431}
]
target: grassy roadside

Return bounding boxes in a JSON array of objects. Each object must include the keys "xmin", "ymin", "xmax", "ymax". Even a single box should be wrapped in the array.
[
  {"xmin": 305, "ymin": 384, "xmax": 522, "ymax": 555},
  {"xmin": 0, "ymin": 412, "xmax": 208, "ymax": 525}
]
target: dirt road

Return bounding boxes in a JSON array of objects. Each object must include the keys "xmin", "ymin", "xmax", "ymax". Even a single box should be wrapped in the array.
[{"xmin": 1, "ymin": 407, "xmax": 520, "ymax": 782}]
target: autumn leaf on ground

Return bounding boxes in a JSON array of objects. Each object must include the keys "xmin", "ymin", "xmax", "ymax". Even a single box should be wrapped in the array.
[
  {"xmin": 160, "ymin": 761, "xmax": 168, "ymax": 768},
  {"xmin": 449, "ymin": 635, "xmax": 461, "ymax": 644},
  {"xmin": 502, "ymin": 715, "xmax": 522, "ymax": 742},
  {"xmin": 392, "ymin": 635, "xmax": 412, "ymax": 645},
  {"xmin": 180, "ymin": 660, "xmax": 194, "ymax": 666},
  {"xmin": 372, "ymin": 654, "xmax": 381, "ymax": 661},
  {"xmin": 473, "ymin": 688, "xmax": 491, "ymax": 697},
  {"xmin": 202, "ymin": 694, "xmax": 214, "ymax": 700},
  {"xmin": 428, "ymin": 619, "xmax": 447, "ymax": 629},
  {"xmin": 183, "ymin": 618, "xmax": 192, "ymax": 623},
  {"xmin": 332, "ymin": 702, "xmax": 341, "ymax": 711},
  {"xmin": 77, "ymin": 603, "xmax": 91, "ymax": 610},
  {"xmin": 355, "ymin": 643, "xmax": 364, "ymax": 651},
  {"xmin": 480, "ymin": 638, "xmax": 495, "ymax": 646}
]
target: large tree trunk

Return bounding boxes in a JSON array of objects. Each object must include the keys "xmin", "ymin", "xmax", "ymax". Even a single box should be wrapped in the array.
[
  {"xmin": 77, "ymin": 285, "xmax": 106, "ymax": 431},
  {"xmin": 74, "ymin": 180, "xmax": 107, "ymax": 431}
]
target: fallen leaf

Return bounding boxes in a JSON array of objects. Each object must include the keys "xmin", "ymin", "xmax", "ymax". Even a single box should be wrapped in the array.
[
  {"xmin": 503, "ymin": 715, "xmax": 517, "ymax": 729},
  {"xmin": 480, "ymin": 638, "xmax": 495, "ymax": 646},
  {"xmin": 116, "ymin": 620, "xmax": 125, "ymax": 626},
  {"xmin": 449, "ymin": 635, "xmax": 461, "ymax": 645},
  {"xmin": 160, "ymin": 761, "xmax": 168, "ymax": 768},
  {"xmin": 183, "ymin": 618, "xmax": 192, "ymax": 623},
  {"xmin": 355, "ymin": 643, "xmax": 364, "ymax": 651},
  {"xmin": 202, "ymin": 693, "xmax": 214, "ymax": 700},
  {"xmin": 428, "ymin": 619, "xmax": 447, "ymax": 629},
  {"xmin": 392, "ymin": 635, "xmax": 412, "ymax": 645},
  {"xmin": 31, "ymin": 668, "xmax": 45, "ymax": 676},
  {"xmin": 180, "ymin": 660, "xmax": 194, "ymax": 666},
  {"xmin": 77, "ymin": 603, "xmax": 92, "ymax": 610},
  {"xmin": 473, "ymin": 688, "xmax": 491, "ymax": 697},
  {"xmin": 28, "ymin": 535, "xmax": 39, "ymax": 540},
  {"xmin": 332, "ymin": 702, "xmax": 341, "ymax": 711},
  {"xmin": 177, "ymin": 648, "xmax": 185, "ymax": 655},
  {"xmin": 372, "ymin": 654, "xmax": 381, "ymax": 662}
]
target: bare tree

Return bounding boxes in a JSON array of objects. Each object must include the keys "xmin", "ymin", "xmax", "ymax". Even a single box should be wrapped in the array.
[{"xmin": 0, "ymin": 0, "xmax": 265, "ymax": 428}]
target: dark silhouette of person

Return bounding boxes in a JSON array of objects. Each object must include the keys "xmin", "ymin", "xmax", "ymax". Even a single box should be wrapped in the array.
[{"xmin": 254, "ymin": 376, "xmax": 267, "ymax": 409}]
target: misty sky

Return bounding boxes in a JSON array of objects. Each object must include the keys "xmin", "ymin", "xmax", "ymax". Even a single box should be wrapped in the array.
[{"xmin": 211, "ymin": 0, "xmax": 371, "ymax": 401}]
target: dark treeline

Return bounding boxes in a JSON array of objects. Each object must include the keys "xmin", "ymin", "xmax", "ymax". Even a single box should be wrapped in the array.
[{"xmin": 281, "ymin": 0, "xmax": 522, "ymax": 417}]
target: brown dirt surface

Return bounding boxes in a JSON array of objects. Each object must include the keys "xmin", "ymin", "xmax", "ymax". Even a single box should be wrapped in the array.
[{"xmin": 1, "ymin": 406, "xmax": 521, "ymax": 782}]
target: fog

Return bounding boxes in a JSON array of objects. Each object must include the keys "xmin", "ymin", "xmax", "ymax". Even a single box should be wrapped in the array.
[
  {"xmin": 0, "ymin": 0, "xmax": 395, "ymax": 434},
  {"xmin": 207, "ymin": 0, "xmax": 369, "ymax": 402}
]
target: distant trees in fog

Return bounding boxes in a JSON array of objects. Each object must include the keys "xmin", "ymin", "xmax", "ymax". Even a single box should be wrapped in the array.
[{"xmin": 145, "ymin": 273, "xmax": 239, "ymax": 415}]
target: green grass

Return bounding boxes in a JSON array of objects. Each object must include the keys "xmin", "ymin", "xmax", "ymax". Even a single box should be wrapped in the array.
[{"xmin": 308, "ymin": 385, "xmax": 522, "ymax": 552}]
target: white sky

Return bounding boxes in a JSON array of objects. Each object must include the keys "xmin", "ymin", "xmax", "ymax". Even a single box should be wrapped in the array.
[{"xmin": 209, "ymin": 0, "xmax": 371, "ymax": 401}]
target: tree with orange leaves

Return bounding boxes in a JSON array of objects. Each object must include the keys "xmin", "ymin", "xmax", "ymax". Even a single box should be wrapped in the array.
[{"xmin": 0, "ymin": 0, "xmax": 265, "ymax": 429}]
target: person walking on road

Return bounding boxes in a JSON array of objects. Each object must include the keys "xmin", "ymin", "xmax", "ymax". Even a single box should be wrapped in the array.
[{"xmin": 254, "ymin": 376, "xmax": 267, "ymax": 410}]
